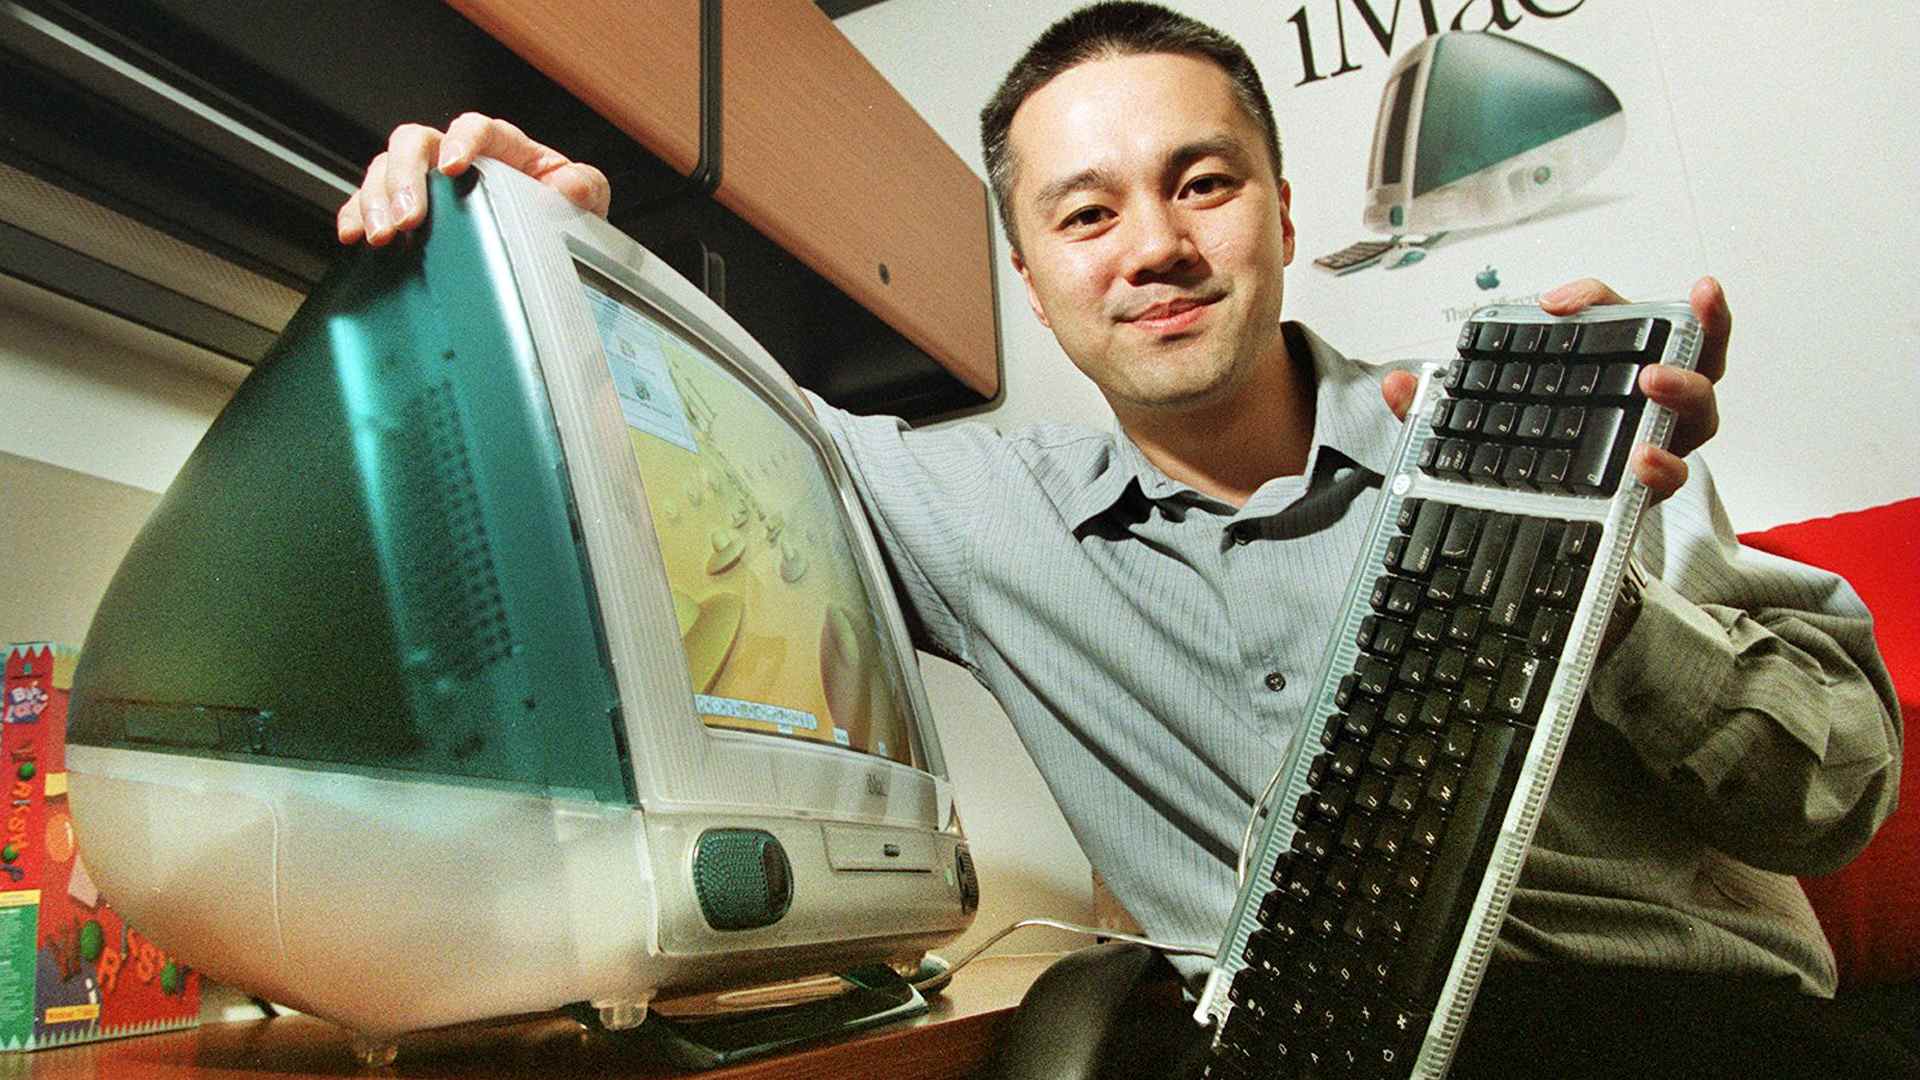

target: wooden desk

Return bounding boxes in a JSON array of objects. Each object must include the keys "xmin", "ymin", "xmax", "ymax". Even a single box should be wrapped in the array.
[{"xmin": 14, "ymin": 954, "xmax": 1053, "ymax": 1080}]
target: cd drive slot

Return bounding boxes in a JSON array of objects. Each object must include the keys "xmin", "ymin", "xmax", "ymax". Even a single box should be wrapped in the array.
[{"xmin": 822, "ymin": 825, "xmax": 934, "ymax": 872}]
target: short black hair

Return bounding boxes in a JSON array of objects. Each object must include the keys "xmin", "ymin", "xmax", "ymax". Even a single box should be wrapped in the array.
[{"xmin": 979, "ymin": 2, "xmax": 1284, "ymax": 253}]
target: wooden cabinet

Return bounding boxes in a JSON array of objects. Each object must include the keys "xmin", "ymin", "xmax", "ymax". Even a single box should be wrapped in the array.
[{"xmin": 447, "ymin": 0, "xmax": 1001, "ymax": 404}]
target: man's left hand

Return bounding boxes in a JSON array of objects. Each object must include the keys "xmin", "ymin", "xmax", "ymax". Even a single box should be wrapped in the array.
[{"xmin": 1379, "ymin": 275, "xmax": 1729, "ymax": 505}]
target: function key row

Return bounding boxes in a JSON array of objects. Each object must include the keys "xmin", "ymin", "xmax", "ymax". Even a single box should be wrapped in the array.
[{"xmin": 1454, "ymin": 316, "xmax": 1664, "ymax": 359}]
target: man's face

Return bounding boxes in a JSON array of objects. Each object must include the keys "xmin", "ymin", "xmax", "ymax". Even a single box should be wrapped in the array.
[{"xmin": 1008, "ymin": 52, "xmax": 1296, "ymax": 417}]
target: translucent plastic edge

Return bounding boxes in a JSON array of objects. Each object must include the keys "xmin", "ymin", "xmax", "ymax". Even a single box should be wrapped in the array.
[
  {"xmin": 1411, "ymin": 302, "xmax": 1700, "ymax": 1078},
  {"xmin": 1197, "ymin": 301, "xmax": 1703, "ymax": 1050}
]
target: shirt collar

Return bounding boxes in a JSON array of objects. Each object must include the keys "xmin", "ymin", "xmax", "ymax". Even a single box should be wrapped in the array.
[{"xmin": 1064, "ymin": 321, "xmax": 1404, "ymax": 531}]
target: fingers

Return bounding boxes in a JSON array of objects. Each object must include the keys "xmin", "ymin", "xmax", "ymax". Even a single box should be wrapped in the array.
[
  {"xmin": 1640, "ymin": 363, "xmax": 1718, "ymax": 460},
  {"xmin": 1630, "ymin": 444, "xmax": 1689, "ymax": 506},
  {"xmin": 1538, "ymin": 277, "xmax": 1628, "ymax": 315},
  {"xmin": 337, "ymin": 122, "xmax": 444, "ymax": 246},
  {"xmin": 1688, "ymin": 275, "xmax": 1730, "ymax": 385},
  {"xmin": 1380, "ymin": 369, "xmax": 1419, "ymax": 422},
  {"xmin": 336, "ymin": 114, "xmax": 615, "ymax": 246},
  {"xmin": 449, "ymin": 113, "xmax": 612, "ymax": 217}
]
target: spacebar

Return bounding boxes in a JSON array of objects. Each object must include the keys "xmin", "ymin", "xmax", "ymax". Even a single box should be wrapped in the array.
[{"xmin": 1389, "ymin": 722, "xmax": 1532, "ymax": 1007}]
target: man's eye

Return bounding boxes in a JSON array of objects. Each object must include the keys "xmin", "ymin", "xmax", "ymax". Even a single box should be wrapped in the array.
[
  {"xmin": 1183, "ymin": 175, "xmax": 1236, "ymax": 198},
  {"xmin": 1062, "ymin": 206, "xmax": 1110, "ymax": 230}
]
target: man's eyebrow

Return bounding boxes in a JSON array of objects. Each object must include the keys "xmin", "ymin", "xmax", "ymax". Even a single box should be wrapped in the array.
[
  {"xmin": 1167, "ymin": 135, "xmax": 1254, "ymax": 175},
  {"xmin": 1032, "ymin": 167, "xmax": 1120, "ymax": 220}
]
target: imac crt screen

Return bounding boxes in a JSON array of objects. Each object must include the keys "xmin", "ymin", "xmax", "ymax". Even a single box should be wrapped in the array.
[{"xmin": 577, "ymin": 263, "xmax": 920, "ymax": 768}]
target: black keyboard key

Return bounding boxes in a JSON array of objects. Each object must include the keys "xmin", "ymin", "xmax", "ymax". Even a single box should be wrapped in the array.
[
  {"xmin": 1387, "ymin": 775, "xmax": 1421, "ymax": 816},
  {"xmin": 1357, "ymin": 657, "xmax": 1394, "ymax": 698},
  {"xmin": 1400, "ymin": 499, "xmax": 1450, "ymax": 577},
  {"xmin": 1528, "ymin": 361, "xmax": 1565, "ymax": 396},
  {"xmin": 1401, "ymin": 734, "xmax": 1438, "ymax": 773},
  {"xmin": 1517, "ymin": 404, "xmax": 1553, "ymax": 440},
  {"xmin": 1457, "ymin": 676, "xmax": 1493, "ymax": 717},
  {"xmin": 1411, "ymin": 609, "xmax": 1448, "ymax": 647},
  {"xmin": 1509, "ymin": 322, "xmax": 1547, "ymax": 353},
  {"xmin": 1445, "ymin": 607, "xmax": 1484, "ymax": 646},
  {"xmin": 1493, "ymin": 654, "xmax": 1555, "ymax": 722},
  {"xmin": 1482, "ymin": 401, "xmax": 1519, "ymax": 437},
  {"xmin": 1344, "ymin": 699, "xmax": 1381, "ymax": 741},
  {"xmin": 1550, "ymin": 405, "xmax": 1587, "ymax": 443},
  {"xmin": 1447, "ymin": 398, "xmax": 1484, "ymax": 435},
  {"xmin": 1396, "ymin": 649, "xmax": 1433, "ymax": 690},
  {"xmin": 1577, "ymin": 316, "xmax": 1655, "ymax": 355},
  {"xmin": 1368, "ymin": 733, "xmax": 1405, "ymax": 773},
  {"xmin": 1355, "ymin": 772, "xmax": 1391, "ymax": 815},
  {"xmin": 1462, "ymin": 361, "xmax": 1498, "ymax": 393},
  {"xmin": 1467, "ymin": 443, "xmax": 1505, "ymax": 484},
  {"xmin": 1558, "ymin": 521, "xmax": 1600, "ymax": 562},
  {"xmin": 1293, "ymin": 824, "xmax": 1335, "ymax": 863},
  {"xmin": 1331, "ymin": 741, "xmax": 1366, "ymax": 781},
  {"xmin": 1389, "ymin": 723, "xmax": 1529, "ymax": 1006},
  {"xmin": 1439, "ymin": 508, "xmax": 1482, "ymax": 562},
  {"xmin": 1543, "ymin": 322, "xmax": 1580, "ymax": 353},
  {"xmin": 1464, "ymin": 514, "xmax": 1515, "ymax": 600},
  {"xmin": 1455, "ymin": 321, "xmax": 1479, "ymax": 353},
  {"xmin": 1569, "ymin": 405, "xmax": 1630, "ymax": 494},
  {"xmin": 1472, "ymin": 321, "xmax": 1513, "ymax": 353},
  {"xmin": 1564, "ymin": 362, "xmax": 1600, "ymax": 396},
  {"xmin": 1335, "ymin": 673, "xmax": 1360, "ymax": 709},
  {"xmin": 1537, "ymin": 449, "xmax": 1572, "ymax": 490},
  {"xmin": 1530, "ymin": 607, "xmax": 1574, "ymax": 655},
  {"xmin": 1499, "ymin": 446, "xmax": 1539, "ymax": 488},
  {"xmin": 1426, "ymin": 566, "xmax": 1464, "ymax": 606},
  {"xmin": 1466, "ymin": 630, "xmax": 1512, "ymax": 672},
  {"xmin": 1489, "ymin": 516, "xmax": 1548, "ymax": 630},
  {"xmin": 1497, "ymin": 362, "xmax": 1532, "ymax": 396},
  {"xmin": 1596, "ymin": 360, "xmax": 1642, "ymax": 398}
]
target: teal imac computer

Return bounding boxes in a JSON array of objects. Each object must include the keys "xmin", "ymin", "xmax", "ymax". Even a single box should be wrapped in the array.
[
  {"xmin": 1366, "ymin": 31, "xmax": 1622, "ymax": 236},
  {"xmin": 1318, "ymin": 31, "xmax": 1624, "ymax": 273},
  {"xmin": 61, "ymin": 160, "xmax": 977, "ymax": 1065}
]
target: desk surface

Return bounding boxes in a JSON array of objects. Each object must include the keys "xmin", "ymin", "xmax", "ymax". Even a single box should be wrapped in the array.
[{"xmin": 15, "ymin": 954, "xmax": 1055, "ymax": 1080}]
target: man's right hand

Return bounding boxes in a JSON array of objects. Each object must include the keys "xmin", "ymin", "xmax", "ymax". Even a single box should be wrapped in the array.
[{"xmin": 336, "ymin": 113, "xmax": 612, "ymax": 246}]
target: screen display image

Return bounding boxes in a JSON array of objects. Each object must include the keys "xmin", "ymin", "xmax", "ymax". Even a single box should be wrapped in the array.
[{"xmin": 579, "ymin": 265, "xmax": 918, "ymax": 768}]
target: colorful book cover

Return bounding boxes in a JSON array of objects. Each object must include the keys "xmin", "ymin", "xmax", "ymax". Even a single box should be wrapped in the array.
[{"xmin": 0, "ymin": 643, "xmax": 200, "ymax": 1051}]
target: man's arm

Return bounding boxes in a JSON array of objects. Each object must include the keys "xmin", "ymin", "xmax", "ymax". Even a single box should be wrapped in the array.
[{"xmin": 1584, "ymin": 461, "xmax": 1901, "ymax": 877}]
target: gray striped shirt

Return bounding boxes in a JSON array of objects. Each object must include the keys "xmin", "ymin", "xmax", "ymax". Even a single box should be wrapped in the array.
[{"xmin": 814, "ymin": 322, "xmax": 1900, "ymax": 994}]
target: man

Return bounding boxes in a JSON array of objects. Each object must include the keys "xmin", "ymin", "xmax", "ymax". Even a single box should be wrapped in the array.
[{"xmin": 338, "ymin": 5, "xmax": 1902, "ymax": 1075}]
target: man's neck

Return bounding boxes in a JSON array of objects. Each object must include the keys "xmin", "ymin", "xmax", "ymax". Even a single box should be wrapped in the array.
[{"xmin": 1115, "ymin": 326, "xmax": 1317, "ymax": 507}]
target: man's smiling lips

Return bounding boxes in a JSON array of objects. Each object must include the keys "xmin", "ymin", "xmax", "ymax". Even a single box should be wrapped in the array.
[{"xmin": 1122, "ymin": 295, "xmax": 1220, "ymax": 333}]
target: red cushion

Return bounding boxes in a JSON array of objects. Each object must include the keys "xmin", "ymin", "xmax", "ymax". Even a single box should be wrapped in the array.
[{"xmin": 1740, "ymin": 498, "xmax": 1920, "ymax": 990}]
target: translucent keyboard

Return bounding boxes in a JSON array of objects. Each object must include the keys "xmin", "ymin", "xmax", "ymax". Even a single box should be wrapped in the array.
[{"xmin": 1193, "ymin": 303, "xmax": 1704, "ymax": 1080}]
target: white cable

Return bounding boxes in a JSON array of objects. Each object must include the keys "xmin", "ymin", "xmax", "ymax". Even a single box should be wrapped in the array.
[{"xmin": 912, "ymin": 917, "xmax": 1214, "ymax": 991}]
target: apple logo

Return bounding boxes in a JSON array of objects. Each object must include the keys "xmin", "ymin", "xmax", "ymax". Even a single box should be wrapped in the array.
[{"xmin": 1475, "ymin": 266, "xmax": 1500, "ymax": 291}]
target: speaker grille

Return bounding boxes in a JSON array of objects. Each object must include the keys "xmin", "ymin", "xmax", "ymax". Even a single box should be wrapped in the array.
[{"xmin": 693, "ymin": 829, "xmax": 793, "ymax": 931}]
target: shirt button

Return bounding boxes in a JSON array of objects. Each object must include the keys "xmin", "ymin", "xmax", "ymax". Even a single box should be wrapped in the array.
[{"xmin": 1264, "ymin": 671, "xmax": 1287, "ymax": 692}]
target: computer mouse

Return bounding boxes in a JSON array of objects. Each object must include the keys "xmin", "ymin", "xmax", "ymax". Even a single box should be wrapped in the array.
[{"xmin": 1379, "ymin": 244, "xmax": 1426, "ymax": 270}]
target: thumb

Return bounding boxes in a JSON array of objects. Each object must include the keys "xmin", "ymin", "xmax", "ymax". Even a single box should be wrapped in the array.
[{"xmin": 1381, "ymin": 370, "xmax": 1419, "ymax": 422}]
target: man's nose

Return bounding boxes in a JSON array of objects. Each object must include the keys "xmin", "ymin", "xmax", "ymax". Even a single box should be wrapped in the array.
[{"xmin": 1120, "ymin": 202, "xmax": 1197, "ymax": 283}]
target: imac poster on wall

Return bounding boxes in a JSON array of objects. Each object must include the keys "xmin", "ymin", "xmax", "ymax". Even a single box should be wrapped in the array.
[{"xmin": 1269, "ymin": 3, "xmax": 1706, "ymax": 360}]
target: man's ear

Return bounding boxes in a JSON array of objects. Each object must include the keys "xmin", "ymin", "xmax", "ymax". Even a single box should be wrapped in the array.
[
  {"xmin": 1278, "ymin": 179, "xmax": 1297, "ymax": 268},
  {"xmin": 1011, "ymin": 249, "xmax": 1052, "ymax": 328}
]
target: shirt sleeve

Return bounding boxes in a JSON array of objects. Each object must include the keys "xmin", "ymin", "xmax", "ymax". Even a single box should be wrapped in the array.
[
  {"xmin": 1583, "ymin": 458, "xmax": 1902, "ymax": 876},
  {"xmin": 804, "ymin": 391, "xmax": 1005, "ymax": 670}
]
